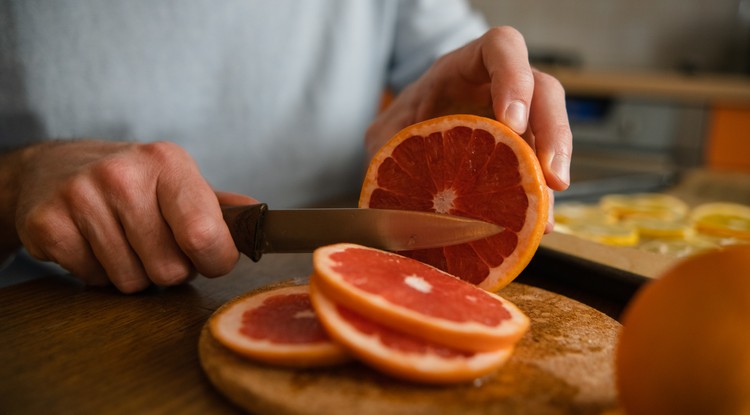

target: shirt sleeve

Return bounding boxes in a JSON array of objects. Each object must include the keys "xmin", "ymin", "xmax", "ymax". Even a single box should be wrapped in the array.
[{"xmin": 388, "ymin": 0, "xmax": 489, "ymax": 92}]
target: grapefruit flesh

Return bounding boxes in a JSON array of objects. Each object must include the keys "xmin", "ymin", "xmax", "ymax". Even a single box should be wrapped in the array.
[
  {"xmin": 310, "ymin": 280, "xmax": 514, "ymax": 384},
  {"xmin": 209, "ymin": 285, "xmax": 351, "ymax": 368},
  {"xmin": 359, "ymin": 114, "xmax": 548, "ymax": 291},
  {"xmin": 312, "ymin": 243, "xmax": 530, "ymax": 351}
]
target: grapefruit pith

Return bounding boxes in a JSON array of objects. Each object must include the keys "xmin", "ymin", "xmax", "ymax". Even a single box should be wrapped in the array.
[
  {"xmin": 209, "ymin": 284, "xmax": 351, "ymax": 368},
  {"xmin": 310, "ymin": 280, "xmax": 515, "ymax": 384},
  {"xmin": 312, "ymin": 243, "xmax": 530, "ymax": 351},
  {"xmin": 359, "ymin": 114, "xmax": 548, "ymax": 291}
]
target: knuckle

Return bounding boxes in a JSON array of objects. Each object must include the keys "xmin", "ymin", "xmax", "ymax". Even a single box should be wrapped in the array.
[
  {"xmin": 178, "ymin": 216, "xmax": 225, "ymax": 257},
  {"xmin": 90, "ymin": 158, "xmax": 140, "ymax": 195},
  {"xmin": 140, "ymin": 141, "xmax": 188, "ymax": 166},
  {"xmin": 60, "ymin": 175, "xmax": 98, "ymax": 208},
  {"xmin": 19, "ymin": 206, "xmax": 68, "ymax": 258}
]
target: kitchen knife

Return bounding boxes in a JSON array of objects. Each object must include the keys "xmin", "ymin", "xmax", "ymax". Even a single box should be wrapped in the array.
[{"xmin": 222, "ymin": 203, "xmax": 504, "ymax": 261}]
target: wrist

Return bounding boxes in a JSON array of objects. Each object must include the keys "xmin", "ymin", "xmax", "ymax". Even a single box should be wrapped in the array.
[{"xmin": 0, "ymin": 144, "xmax": 40, "ymax": 254}]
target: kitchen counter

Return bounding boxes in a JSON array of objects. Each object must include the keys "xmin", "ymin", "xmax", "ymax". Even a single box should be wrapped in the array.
[
  {"xmin": 0, "ymin": 251, "xmax": 631, "ymax": 414},
  {"xmin": 541, "ymin": 66, "xmax": 750, "ymax": 105}
]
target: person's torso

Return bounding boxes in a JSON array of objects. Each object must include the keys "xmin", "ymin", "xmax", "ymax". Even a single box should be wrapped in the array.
[{"xmin": 1, "ymin": 0, "xmax": 398, "ymax": 206}]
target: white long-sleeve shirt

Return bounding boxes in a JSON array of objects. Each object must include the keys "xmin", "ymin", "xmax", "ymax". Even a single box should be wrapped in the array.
[{"xmin": 0, "ymin": 0, "xmax": 487, "ymax": 207}]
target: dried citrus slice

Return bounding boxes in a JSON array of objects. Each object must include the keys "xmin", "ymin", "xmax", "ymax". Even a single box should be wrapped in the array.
[
  {"xmin": 359, "ymin": 114, "xmax": 548, "ymax": 291},
  {"xmin": 564, "ymin": 222, "xmax": 639, "ymax": 246},
  {"xmin": 638, "ymin": 238, "xmax": 719, "ymax": 258},
  {"xmin": 690, "ymin": 202, "xmax": 750, "ymax": 241},
  {"xmin": 309, "ymin": 281, "xmax": 514, "ymax": 384},
  {"xmin": 554, "ymin": 202, "xmax": 614, "ymax": 225},
  {"xmin": 312, "ymin": 243, "xmax": 530, "ymax": 351},
  {"xmin": 622, "ymin": 217, "xmax": 692, "ymax": 240},
  {"xmin": 600, "ymin": 193, "xmax": 688, "ymax": 221},
  {"xmin": 209, "ymin": 284, "xmax": 351, "ymax": 368}
]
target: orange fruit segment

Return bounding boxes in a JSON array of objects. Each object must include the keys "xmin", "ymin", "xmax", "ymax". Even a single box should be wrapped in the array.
[
  {"xmin": 209, "ymin": 285, "xmax": 351, "ymax": 368},
  {"xmin": 312, "ymin": 243, "xmax": 530, "ymax": 352},
  {"xmin": 616, "ymin": 245, "xmax": 750, "ymax": 414},
  {"xmin": 310, "ymin": 280, "xmax": 514, "ymax": 384},
  {"xmin": 359, "ymin": 114, "xmax": 548, "ymax": 291}
]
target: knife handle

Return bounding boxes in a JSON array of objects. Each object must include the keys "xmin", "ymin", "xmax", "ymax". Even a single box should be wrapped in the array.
[{"xmin": 221, "ymin": 203, "xmax": 268, "ymax": 262}]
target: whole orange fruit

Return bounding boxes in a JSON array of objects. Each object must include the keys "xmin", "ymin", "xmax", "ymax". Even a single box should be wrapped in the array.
[{"xmin": 616, "ymin": 245, "xmax": 750, "ymax": 415}]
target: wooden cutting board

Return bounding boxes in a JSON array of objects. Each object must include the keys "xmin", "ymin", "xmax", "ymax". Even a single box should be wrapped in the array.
[{"xmin": 199, "ymin": 283, "xmax": 622, "ymax": 415}]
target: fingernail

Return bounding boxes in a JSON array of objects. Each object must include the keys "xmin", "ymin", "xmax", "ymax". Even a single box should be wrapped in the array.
[
  {"xmin": 551, "ymin": 154, "xmax": 571, "ymax": 186},
  {"xmin": 504, "ymin": 100, "xmax": 527, "ymax": 133}
]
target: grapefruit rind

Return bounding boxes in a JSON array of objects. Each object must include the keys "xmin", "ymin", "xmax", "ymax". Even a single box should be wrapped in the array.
[
  {"xmin": 310, "ymin": 280, "xmax": 514, "ymax": 384},
  {"xmin": 312, "ymin": 243, "xmax": 530, "ymax": 352},
  {"xmin": 359, "ymin": 114, "xmax": 548, "ymax": 292},
  {"xmin": 209, "ymin": 285, "xmax": 351, "ymax": 368}
]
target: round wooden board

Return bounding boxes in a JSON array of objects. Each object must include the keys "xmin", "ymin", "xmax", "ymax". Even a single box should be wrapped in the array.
[{"xmin": 199, "ymin": 283, "xmax": 622, "ymax": 415}]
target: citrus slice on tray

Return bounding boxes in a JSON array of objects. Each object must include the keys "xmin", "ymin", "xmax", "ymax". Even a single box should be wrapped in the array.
[
  {"xmin": 209, "ymin": 284, "xmax": 351, "ymax": 368},
  {"xmin": 599, "ymin": 193, "xmax": 688, "ymax": 221},
  {"xmin": 554, "ymin": 202, "xmax": 614, "ymax": 225},
  {"xmin": 563, "ymin": 222, "xmax": 639, "ymax": 246},
  {"xmin": 359, "ymin": 114, "xmax": 548, "ymax": 291},
  {"xmin": 309, "ymin": 280, "xmax": 514, "ymax": 384},
  {"xmin": 690, "ymin": 202, "xmax": 750, "ymax": 241},
  {"xmin": 622, "ymin": 217, "xmax": 692, "ymax": 240},
  {"xmin": 312, "ymin": 243, "xmax": 530, "ymax": 352}
]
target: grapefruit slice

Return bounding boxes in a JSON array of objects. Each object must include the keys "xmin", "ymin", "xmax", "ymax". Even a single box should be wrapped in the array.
[
  {"xmin": 312, "ymin": 243, "xmax": 530, "ymax": 351},
  {"xmin": 359, "ymin": 114, "xmax": 548, "ymax": 291},
  {"xmin": 209, "ymin": 284, "xmax": 351, "ymax": 368},
  {"xmin": 309, "ymin": 280, "xmax": 514, "ymax": 384}
]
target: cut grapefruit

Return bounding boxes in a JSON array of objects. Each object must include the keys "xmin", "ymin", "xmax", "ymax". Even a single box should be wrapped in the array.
[
  {"xmin": 359, "ymin": 114, "xmax": 548, "ymax": 291},
  {"xmin": 309, "ymin": 280, "xmax": 514, "ymax": 384},
  {"xmin": 312, "ymin": 243, "xmax": 530, "ymax": 352},
  {"xmin": 209, "ymin": 284, "xmax": 351, "ymax": 368}
]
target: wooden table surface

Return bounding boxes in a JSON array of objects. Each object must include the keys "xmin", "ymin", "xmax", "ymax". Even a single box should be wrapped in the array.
[{"xmin": 0, "ymin": 252, "xmax": 635, "ymax": 414}]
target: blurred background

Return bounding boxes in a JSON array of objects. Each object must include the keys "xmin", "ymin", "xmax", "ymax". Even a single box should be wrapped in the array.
[{"xmin": 470, "ymin": 0, "xmax": 750, "ymax": 202}]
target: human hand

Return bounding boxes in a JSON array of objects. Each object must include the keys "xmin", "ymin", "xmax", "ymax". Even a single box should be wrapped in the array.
[
  {"xmin": 13, "ymin": 140, "xmax": 256, "ymax": 293},
  {"xmin": 366, "ymin": 27, "xmax": 572, "ymax": 232}
]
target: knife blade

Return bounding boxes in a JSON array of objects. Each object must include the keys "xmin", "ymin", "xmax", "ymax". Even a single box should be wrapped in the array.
[{"xmin": 221, "ymin": 203, "xmax": 504, "ymax": 261}]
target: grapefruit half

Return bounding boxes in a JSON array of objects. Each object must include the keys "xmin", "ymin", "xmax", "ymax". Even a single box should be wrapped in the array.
[
  {"xmin": 312, "ymin": 243, "xmax": 530, "ymax": 351},
  {"xmin": 310, "ymin": 280, "xmax": 515, "ymax": 384},
  {"xmin": 209, "ymin": 284, "xmax": 351, "ymax": 368},
  {"xmin": 359, "ymin": 114, "xmax": 548, "ymax": 291}
]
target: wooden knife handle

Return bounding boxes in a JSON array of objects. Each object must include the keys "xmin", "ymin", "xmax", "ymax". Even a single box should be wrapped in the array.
[{"xmin": 221, "ymin": 203, "xmax": 268, "ymax": 262}]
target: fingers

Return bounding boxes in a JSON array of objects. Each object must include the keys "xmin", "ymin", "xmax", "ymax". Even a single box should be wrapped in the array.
[
  {"xmin": 149, "ymin": 142, "xmax": 240, "ymax": 279},
  {"xmin": 528, "ymin": 70, "xmax": 572, "ymax": 191},
  {"xmin": 459, "ymin": 27, "xmax": 534, "ymax": 134},
  {"xmin": 545, "ymin": 188, "xmax": 555, "ymax": 234},
  {"xmin": 456, "ymin": 27, "xmax": 571, "ymax": 190},
  {"xmin": 16, "ymin": 140, "xmax": 242, "ymax": 293},
  {"xmin": 20, "ymin": 207, "xmax": 109, "ymax": 287}
]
